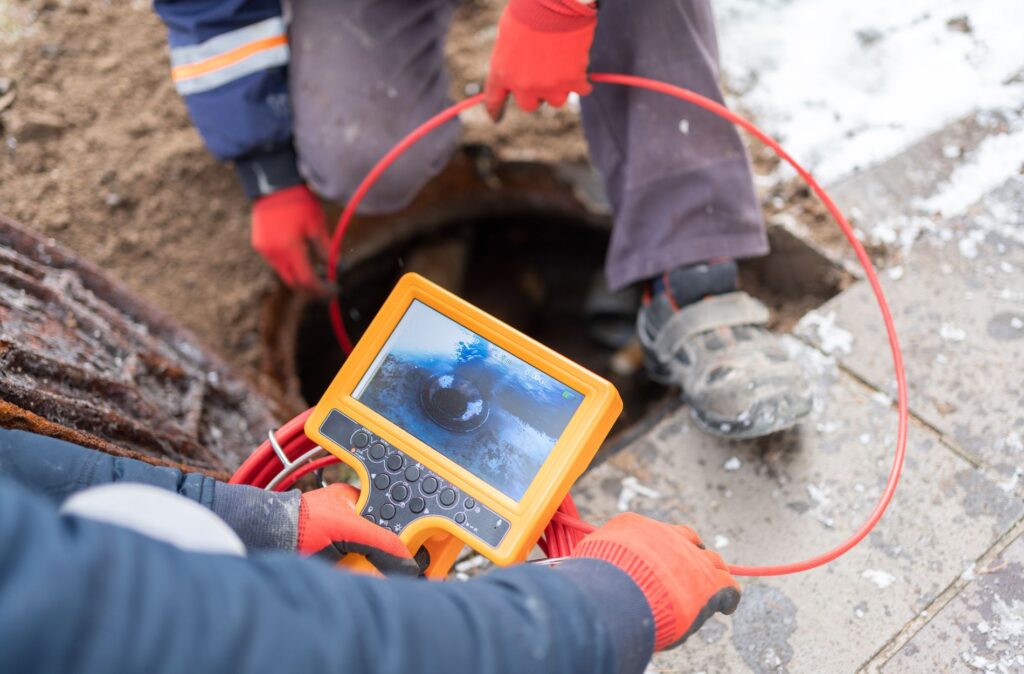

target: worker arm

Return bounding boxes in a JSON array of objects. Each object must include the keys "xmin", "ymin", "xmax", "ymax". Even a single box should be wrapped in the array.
[
  {"xmin": 0, "ymin": 478, "xmax": 652, "ymax": 674},
  {"xmin": 152, "ymin": 0, "xmax": 301, "ymax": 199},
  {"xmin": 0, "ymin": 428, "xmax": 298, "ymax": 551}
]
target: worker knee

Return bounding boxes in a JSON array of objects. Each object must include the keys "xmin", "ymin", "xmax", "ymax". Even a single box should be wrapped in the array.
[{"xmin": 297, "ymin": 118, "xmax": 460, "ymax": 215}]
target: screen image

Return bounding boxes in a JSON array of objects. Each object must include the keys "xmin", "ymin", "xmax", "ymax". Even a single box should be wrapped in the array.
[{"xmin": 353, "ymin": 300, "xmax": 584, "ymax": 501}]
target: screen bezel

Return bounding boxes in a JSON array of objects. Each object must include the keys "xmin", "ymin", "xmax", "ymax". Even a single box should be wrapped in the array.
[{"xmin": 323, "ymin": 274, "xmax": 613, "ymax": 517}]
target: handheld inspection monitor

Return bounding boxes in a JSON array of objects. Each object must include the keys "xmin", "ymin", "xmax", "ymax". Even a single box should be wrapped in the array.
[{"xmin": 305, "ymin": 273, "xmax": 622, "ymax": 577}]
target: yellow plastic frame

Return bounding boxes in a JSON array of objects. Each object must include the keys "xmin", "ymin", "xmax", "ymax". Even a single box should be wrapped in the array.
[{"xmin": 305, "ymin": 273, "xmax": 622, "ymax": 573}]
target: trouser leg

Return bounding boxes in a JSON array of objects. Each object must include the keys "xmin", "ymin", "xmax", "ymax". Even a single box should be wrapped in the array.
[
  {"xmin": 581, "ymin": 0, "xmax": 767, "ymax": 290},
  {"xmin": 289, "ymin": 0, "xmax": 460, "ymax": 213}
]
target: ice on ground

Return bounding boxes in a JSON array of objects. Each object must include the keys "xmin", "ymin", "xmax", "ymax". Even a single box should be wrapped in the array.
[
  {"xmin": 940, "ymin": 323, "xmax": 968, "ymax": 342},
  {"xmin": 861, "ymin": 569, "xmax": 897, "ymax": 589},
  {"xmin": 617, "ymin": 476, "xmax": 662, "ymax": 512},
  {"xmin": 723, "ymin": 456, "xmax": 742, "ymax": 471},
  {"xmin": 796, "ymin": 311, "xmax": 854, "ymax": 355},
  {"xmin": 715, "ymin": 0, "xmax": 1024, "ymax": 183}
]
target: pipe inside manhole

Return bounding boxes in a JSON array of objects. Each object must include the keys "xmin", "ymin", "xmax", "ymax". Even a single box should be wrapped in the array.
[{"xmin": 292, "ymin": 211, "xmax": 671, "ymax": 444}]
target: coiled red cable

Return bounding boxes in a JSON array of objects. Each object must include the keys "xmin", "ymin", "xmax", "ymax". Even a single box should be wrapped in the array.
[{"xmin": 238, "ymin": 73, "xmax": 908, "ymax": 577}]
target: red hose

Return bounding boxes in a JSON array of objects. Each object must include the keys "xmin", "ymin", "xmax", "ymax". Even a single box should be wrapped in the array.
[{"xmin": 265, "ymin": 73, "xmax": 908, "ymax": 577}]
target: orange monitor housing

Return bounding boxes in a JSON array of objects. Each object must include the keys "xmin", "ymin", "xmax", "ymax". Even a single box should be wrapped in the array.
[{"xmin": 305, "ymin": 273, "xmax": 622, "ymax": 578}]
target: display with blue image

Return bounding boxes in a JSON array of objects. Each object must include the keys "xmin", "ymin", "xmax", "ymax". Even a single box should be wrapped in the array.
[{"xmin": 353, "ymin": 300, "xmax": 584, "ymax": 501}]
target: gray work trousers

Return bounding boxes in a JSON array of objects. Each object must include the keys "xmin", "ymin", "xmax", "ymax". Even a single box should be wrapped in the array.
[{"xmin": 289, "ymin": 0, "xmax": 767, "ymax": 290}]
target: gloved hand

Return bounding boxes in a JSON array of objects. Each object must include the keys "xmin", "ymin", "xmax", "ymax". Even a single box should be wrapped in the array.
[
  {"xmin": 572, "ymin": 513, "xmax": 741, "ymax": 651},
  {"xmin": 251, "ymin": 184, "xmax": 331, "ymax": 295},
  {"xmin": 484, "ymin": 0, "xmax": 597, "ymax": 121},
  {"xmin": 298, "ymin": 483, "xmax": 418, "ymax": 576}
]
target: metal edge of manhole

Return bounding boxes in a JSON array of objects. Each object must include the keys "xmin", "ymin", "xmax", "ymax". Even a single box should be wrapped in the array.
[{"xmin": 0, "ymin": 213, "xmax": 285, "ymax": 477}]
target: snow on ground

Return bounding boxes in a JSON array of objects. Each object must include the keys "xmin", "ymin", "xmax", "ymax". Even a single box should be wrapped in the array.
[{"xmin": 714, "ymin": 0, "xmax": 1024, "ymax": 185}]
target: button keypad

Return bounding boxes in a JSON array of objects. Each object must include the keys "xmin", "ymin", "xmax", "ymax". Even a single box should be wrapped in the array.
[{"xmin": 319, "ymin": 409, "xmax": 511, "ymax": 548}]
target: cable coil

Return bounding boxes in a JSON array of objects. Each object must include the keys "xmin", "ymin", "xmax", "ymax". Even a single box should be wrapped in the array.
[{"xmin": 233, "ymin": 74, "xmax": 908, "ymax": 577}]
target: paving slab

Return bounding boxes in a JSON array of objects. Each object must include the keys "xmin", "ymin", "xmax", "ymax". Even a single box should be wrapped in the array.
[
  {"xmin": 795, "ymin": 178, "xmax": 1024, "ymax": 473},
  {"xmin": 826, "ymin": 110, "xmax": 1021, "ymax": 249},
  {"xmin": 573, "ymin": 355, "xmax": 1023, "ymax": 673},
  {"xmin": 878, "ymin": 529, "xmax": 1024, "ymax": 674}
]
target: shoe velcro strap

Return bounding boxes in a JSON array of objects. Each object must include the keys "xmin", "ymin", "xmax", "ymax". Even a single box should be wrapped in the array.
[{"xmin": 652, "ymin": 292, "xmax": 770, "ymax": 356}]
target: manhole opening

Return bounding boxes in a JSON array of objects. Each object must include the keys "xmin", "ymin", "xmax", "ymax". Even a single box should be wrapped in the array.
[
  {"xmin": 290, "ymin": 208, "xmax": 850, "ymax": 450},
  {"xmin": 295, "ymin": 211, "xmax": 668, "ymax": 441}
]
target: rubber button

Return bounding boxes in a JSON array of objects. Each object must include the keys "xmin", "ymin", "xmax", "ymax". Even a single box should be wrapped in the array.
[
  {"xmin": 439, "ymin": 488, "xmax": 457, "ymax": 507},
  {"xmin": 363, "ymin": 514, "xmax": 376, "ymax": 523},
  {"xmin": 409, "ymin": 497, "xmax": 425, "ymax": 514},
  {"xmin": 404, "ymin": 465, "xmax": 421, "ymax": 482},
  {"xmin": 379, "ymin": 503, "xmax": 396, "ymax": 520},
  {"xmin": 454, "ymin": 512, "xmax": 466, "ymax": 524},
  {"xmin": 421, "ymin": 476, "xmax": 439, "ymax": 494},
  {"xmin": 368, "ymin": 442, "xmax": 386, "ymax": 461},
  {"xmin": 391, "ymin": 484, "xmax": 409, "ymax": 502},
  {"xmin": 385, "ymin": 454, "xmax": 404, "ymax": 472},
  {"xmin": 352, "ymin": 430, "xmax": 371, "ymax": 449},
  {"xmin": 373, "ymin": 473, "xmax": 390, "ymax": 490},
  {"xmin": 464, "ymin": 497, "xmax": 476, "ymax": 509}
]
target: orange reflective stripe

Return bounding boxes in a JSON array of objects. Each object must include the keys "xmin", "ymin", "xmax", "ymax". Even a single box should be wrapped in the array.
[{"xmin": 171, "ymin": 35, "xmax": 287, "ymax": 82}]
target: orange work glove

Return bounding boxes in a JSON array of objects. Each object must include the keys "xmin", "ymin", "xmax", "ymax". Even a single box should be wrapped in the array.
[
  {"xmin": 251, "ymin": 184, "xmax": 331, "ymax": 295},
  {"xmin": 572, "ymin": 513, "xmax": 741, "ymax": 651},
  {"xmin": 484, "ymin": 0, "xmax": 597, "ymax": 121},
  {"xmin": 298, "ymin": 484, "xmax": 418, "ymax": 576}
]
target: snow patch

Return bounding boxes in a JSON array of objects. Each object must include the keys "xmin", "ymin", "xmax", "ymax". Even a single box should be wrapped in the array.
[{"xmin": 715, "ymin": 0, "xmax": 1024, "ymax": 183}]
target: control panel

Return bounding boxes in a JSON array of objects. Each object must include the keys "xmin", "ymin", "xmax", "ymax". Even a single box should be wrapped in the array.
[{"xmin": 320, "ymin": 409, "xmax": 510, "ymax": 548}]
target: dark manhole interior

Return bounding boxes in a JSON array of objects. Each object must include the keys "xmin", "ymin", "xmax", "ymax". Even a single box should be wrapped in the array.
[{"xmin": 293, "ymin": 208, "xmax": 848, "ymax": 454}]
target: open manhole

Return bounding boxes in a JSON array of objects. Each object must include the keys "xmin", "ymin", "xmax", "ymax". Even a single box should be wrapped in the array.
[{"xmin": 263, "ymin": 151, "xmax": 852, "ymax": 455}]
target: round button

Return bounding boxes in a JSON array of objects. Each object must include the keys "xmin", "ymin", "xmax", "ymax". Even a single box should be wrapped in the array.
[
  {"xmin": 439, "ymin": 488, "xmax": 457, "ymax": 507},
  {"xmin": 379, "ymin": 503, "xmax": 397, "ymax": 520},
  {"xmin": 454, "ymin": 512, "xmax": 466, "ymax": 524},
  {"xmin": 373, "ymin": 473, "xmax": 391, "ymax": 490},
  {"xmin": 390, "ymin": 484, "xmax": 409, "ymax": 502},
  {"xmin": 363, "ymin": 514, "xmax": 377, "ymax": 523},
  {"xmin": 404, "ymin": 465, "xmax": 421, "ymax": 482},
  {"xmin": 409, "ymin": 497, "xmax": 425, "ymax": 514},
  {"xmin": 385, "ymin": 454, "xmax": 404, "ymax": 472},
  {"xmin": 421, "ymin": 476, "xmax": 439, "ymax": 494},
  {"xmin": 464, "ymin": 497, "xmax": 476, "ymax": 509},
  {"xmin": 352, "ymin": 430, "xmax": 371, "ymax": 449},
  {"xmin": 368, "ymin": 442, "xmax": 386, "ymax": 461}
]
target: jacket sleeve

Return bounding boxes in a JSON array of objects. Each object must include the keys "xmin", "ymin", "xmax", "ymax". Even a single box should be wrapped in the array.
[
  {"xmin": 0, "ymin": 428, "xmax": 299, "ymax": 551},
  {"xmin": 152, "ymin": 0, "xmax": 304, "ymax": 198},
  {"xmin": 0, "ymin": 478, "xmax": 653, "ymax": 674}
]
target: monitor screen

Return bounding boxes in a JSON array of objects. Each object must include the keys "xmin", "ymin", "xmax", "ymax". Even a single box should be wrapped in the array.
[{"xmin": 353, "ymin": 300, "xmax": 584, "ymax": 501}]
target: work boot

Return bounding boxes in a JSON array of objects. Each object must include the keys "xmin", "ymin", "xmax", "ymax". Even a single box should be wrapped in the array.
[{"xmin": 637, "ymin": 261, "xmax": 812, "ymax": 439}]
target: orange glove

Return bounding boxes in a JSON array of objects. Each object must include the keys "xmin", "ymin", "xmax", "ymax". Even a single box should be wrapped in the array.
[
  {"xmin": 251, "ymin": 184, "xmax": 331, "ymax": 295},
  {"xmin": 297, "ymin": 484, "xmax": 418, "ymax": 576},
  {"xmin": 573, "ymin": 513, "xmax": 741, "ymax": 651},
  {"xmin": 484, "ymin": 0, "xmax": 597, "ymax": 121}
]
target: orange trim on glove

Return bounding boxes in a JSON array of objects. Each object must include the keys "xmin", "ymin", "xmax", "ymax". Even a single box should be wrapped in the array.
[
  {"xmin": 573, "ymin": 513, "xmax": 741, "ymax": 651},
  {"xmin": 298, "ymin": 484, "xmax": 417, "ymax": 576},
  {"xmin": 251, "ymin": 184, "xmax": 330, "ymax": 295},
  {"xmin": 484, "ymin": 0, "xmax": 597, "ymax": 121}
]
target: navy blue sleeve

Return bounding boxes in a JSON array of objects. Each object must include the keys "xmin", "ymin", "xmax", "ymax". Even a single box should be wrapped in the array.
[
  {"xmin": 0, "ymin": 429, "xmax": 299, "ymax": 551},
  {"xmin": 152, "ymin": 0, "xmax": 303, "ymax": 197},
  {"xmin": 0, "ymin": 478, "xmax": 653, "ymax": 674}
]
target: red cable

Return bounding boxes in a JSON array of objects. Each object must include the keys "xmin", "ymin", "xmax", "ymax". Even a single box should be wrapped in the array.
[{"xmin": 274, "ymin": 73, "xmax": 908, "ymax": 577}]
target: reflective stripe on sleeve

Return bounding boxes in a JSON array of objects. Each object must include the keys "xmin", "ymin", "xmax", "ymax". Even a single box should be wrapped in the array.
[{"xmin": 171, "ymin": 17, "xmax": 289, "ymax": 96}]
